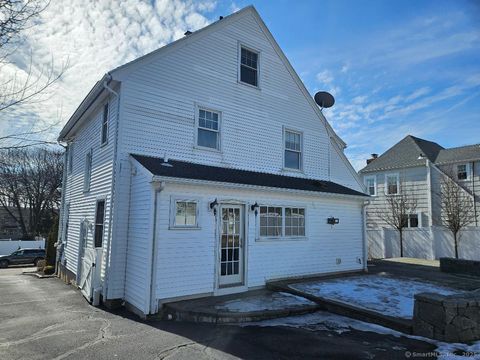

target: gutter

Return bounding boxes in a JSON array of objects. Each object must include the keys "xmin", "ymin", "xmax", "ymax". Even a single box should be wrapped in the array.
[
  {"xmin": 362, "ymin": 200, "xmax": 370, "ymax": 272},
  {"xmin": 102, "ymin": 74, "xmax": 121, "ymax": 300},
  {"xmin": 150, "ymin": 175, "xmax": 369, "ymax": 201}
]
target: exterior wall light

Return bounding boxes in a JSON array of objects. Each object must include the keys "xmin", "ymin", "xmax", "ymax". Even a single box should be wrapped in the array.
[
  {"xmin": 250, "ymin": 202, "xmax": 259, "ymax": 216},
  {"xmin": 327, "ymin": 217, "xmax": 339, "ymax": 225},
  {"xmin": 209, "ymin": 198, "xmax": 218, "ymax": 216}
]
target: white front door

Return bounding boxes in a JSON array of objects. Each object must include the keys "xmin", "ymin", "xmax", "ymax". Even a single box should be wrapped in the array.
[{"xmin": 219, "ymin": 205, "xmax": 244, "ymax": 287}]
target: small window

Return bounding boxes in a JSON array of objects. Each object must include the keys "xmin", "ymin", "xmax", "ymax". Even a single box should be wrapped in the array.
[
  {"xmin": 284, "ymin": 129, "xmax": 302, "ymax": 170},
  {"xmin": 68, "ymin": 144, "xmax": 73, "ymax": 174},
  {"xmin": 403, "ymin": 213, "xmax": 421, "ymax": 228},
  {"xmin": 83, "ymin": 150, "xmax": 92, "ymax": 192},
  {"xmin": 64, "ymin": 203, "xmax": 70, "ymax": 245},
  {"xmin": 197, "ymin": 108, "xmax": 220, "ymax": 150},
  {"xmin": 174, "ymin": 200, "xmax": 198, "ymax": 227},
  {"xmin": 457, "ymin": 164, "xmax": 468, "ymax": 180},
  {"xmin": 260, "ymin": 206, "xmax": 282, "ymax": 237},
  {"xmin": 94, "ymin": 200, "xmax": 105, "ymax": 248},
  {"xmin": 365, "ymin": 176, "xmax": 376, "ymax": 196},
  {"xmin": 101, "ymin": 103, "xmax": 109, "ymax": 145},
  {"xmin": 240, "ymin": 47, "xmax": 258, "ymax": 87},
  {"xmin": 285, "ymin": 207, "xmax": 305, "ymax": 236},
  {"xmin": 385, "ymin": 173, "xmax": 399, "ymax": 195}
]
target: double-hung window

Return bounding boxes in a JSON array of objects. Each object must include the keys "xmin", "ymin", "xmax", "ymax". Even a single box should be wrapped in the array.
[
  {"xmin": 240, "ymin": 46, "xmax": 259, "ymax": 87},
  {"xmin": 385, "ymin": 173, "xmax": 399, "ymax": 195},
  {"xmin": 83, "ymin": 150, "xmax": 92, "ymax": 192},
  {"xmin": 197, "ymin": 108, "xmax": 220, "ymax": 150},
  {"xmin": 365, "ymin": 176, "xmax": 376, "ymax": 196},
  {"xmin": 172, "ymin": 199, "xmax": 199, "ymax": 228},
  {"xmin": 284, "ymin": 129, "xmax": 302, "ymax": 170},
  {"xmin": 94, "ymin": 200, "xmax": 105, "ymax": 248},
  {"xmin": 402, "ymin": 213, "xmax": 421, "ymax": 228},
  {"xmin": 259, "ymin": 206, "xmax": 306, "ymax": 238},
  {"xmin": 101, "ymin": 103, "xmax": 109, "ymax": 145},
  {"xmin": 457, "ymin": 164, "xmax": 469, "ymax": 181}
]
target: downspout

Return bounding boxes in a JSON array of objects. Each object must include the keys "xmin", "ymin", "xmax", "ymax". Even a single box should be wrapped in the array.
[
  {"xmin": 426, "ymin": 159, "xmax": 433, "ymax": 227},
  {"xmin": 362, "ymin": 199, "xmax": 370, "ymax": 272},
  {"xmin": 102, "ymin": 74, "xmax": 121, "ymax": 300},
  {"xmin": 55, "ymin": 149, "xmax": 69, "ymax": 274},
  {"xmin": 472, "ymin": 161, "xmax": 478, "ymax": 226},
  {"xmin": 149, "ymin": 180, "xmax": 165, "ymax": 315}
]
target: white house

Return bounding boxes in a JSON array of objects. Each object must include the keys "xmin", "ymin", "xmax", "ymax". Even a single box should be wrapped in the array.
[{"xmin": 56, "ymin": 6, "xmax": 367, "ymax": 317}]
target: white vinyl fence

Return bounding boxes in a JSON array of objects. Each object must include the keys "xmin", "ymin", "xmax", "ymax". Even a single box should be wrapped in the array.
[
  {"xmin": 368, "ymin": 226, "xmax": 480, "ymax": 260},
  {"xmin": 0, "ymin": 239, "xmax": 45, "ymax": 256}
]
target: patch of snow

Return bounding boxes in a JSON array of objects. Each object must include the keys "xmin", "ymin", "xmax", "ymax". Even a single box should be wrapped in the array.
[
  {"xmin": 215, "ymin": 292, "xmax": 315, "ymax": 313},
  {"xmin": 241, "ymin": 311, "xmax": 480, "ymax": 359},
  {"xmin": 290, "ymin": 275, "xmax": 460, "ymax": 318}
]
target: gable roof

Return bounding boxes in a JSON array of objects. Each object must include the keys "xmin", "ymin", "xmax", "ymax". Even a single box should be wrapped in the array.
[
  {"xmin": 132, "ymin": 154, "xmax": 367, "ymax": 198},
  {"xmin": 360, "ymin": 135, "xmax": 480, "ymax": 173},
  {"xmin": 435, "ymin": 144, "xmax": 480, "ymax": 164},
  {"xmin": 58, "ymin": 6, "xmax": 346, "ymax": 148},
  {"xmin": 359, "ymin": 135, "xmax": 444, "ymax": 173}
]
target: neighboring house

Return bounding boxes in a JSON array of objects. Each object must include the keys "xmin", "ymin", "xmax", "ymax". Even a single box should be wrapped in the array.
[
  {"xmin": 0, "ymin": 207, "xmax": 30, "ymax": 239},
  {"xmin": 359, "ymin": 135, "xmax": 480, "ymax": 259},
  {"xmin": 56, "ymin": 6, "xmax": 367, "ymax": 317}
]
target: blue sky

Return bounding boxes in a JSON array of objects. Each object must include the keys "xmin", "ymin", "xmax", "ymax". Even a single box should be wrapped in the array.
[{"xmin": 3, "ymin": 0, "xmax": 479, "ymax": 170}]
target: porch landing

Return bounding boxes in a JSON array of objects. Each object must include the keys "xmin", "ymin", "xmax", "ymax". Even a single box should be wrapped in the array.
[{"xmin": 161, "ymin": 289, "xmax": 319, "ymax": 323}]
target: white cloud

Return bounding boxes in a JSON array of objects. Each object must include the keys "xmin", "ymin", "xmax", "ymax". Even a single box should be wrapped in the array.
[
  {"xmin": 1, "ymin": 0, "xmax": 216, "ymax": 142},
  {"xmin": 316, "ymin": 70, "xmax": 334, "ymax": 84}
]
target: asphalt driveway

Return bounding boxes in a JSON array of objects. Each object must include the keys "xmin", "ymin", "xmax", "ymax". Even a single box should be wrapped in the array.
[{"xmin": 0, "ymin": 267, "xmax": 437, "ymax": 360}]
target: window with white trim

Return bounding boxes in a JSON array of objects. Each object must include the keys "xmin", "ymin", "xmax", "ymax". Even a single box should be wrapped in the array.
[
  {"xmin": 197, "ymin": 108, "xmax": 220, "ymax": 150},
  {"xmin": 101, "ymin": 103, "xmax": 109, "ymax": 145},
  {"xmin": 284, "ymin": 129, "xmax": 302, "ymax": 170},
  {"xmin": 240, "ymin": 46, "xmax": 258, "ymax": 87},
  {"xmin": 83, "ymin": 150, "xmax": 92, "ymax": 192},
  {"xmin": 457, "ymin": 164, "xmax": 469, "ymax": 181},
  {"xmin": 365, "ymin": 176, "xmax": 376, "ymax": 196},
  {"xmin": 172, "ymin": 200, "xmax": 199, "ymax": 228},
  {"xmin": 385, "ymin": 173, "xmax": 399, "ymax": 195},
  {"xmin": 94, "ymin": 200, "xmax": 105, "ymax": 248},
  {"xmin": 285, "ymin": 207, "xmax": 305, "ymax": 236},
  {"xmin": 259, "ymin": 206, "xmax": 306, "ymax": 238}
]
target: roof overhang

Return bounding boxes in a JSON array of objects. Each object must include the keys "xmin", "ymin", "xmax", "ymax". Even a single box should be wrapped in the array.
[
  {"xmin": 58, "ymin": 73, "xmax": 116, "ymax": 142},
  {"xmin": 151, "ymin": 175, "xmax": 368, "ymax": 202}
]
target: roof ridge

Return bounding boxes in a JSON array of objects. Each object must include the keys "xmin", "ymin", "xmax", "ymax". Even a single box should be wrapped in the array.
[{"xmin": 440, "ymin": 143, "xmax": 480, "ymax": 151}]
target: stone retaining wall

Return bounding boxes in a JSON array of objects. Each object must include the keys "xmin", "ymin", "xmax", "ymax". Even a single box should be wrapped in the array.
[
  {"xmin": 440, "ymin": 258, "xmax": 480, "ymax": 277},
  {"xmin": 413, "ymin": 290, "xmax": 480, "ymax": 342}
]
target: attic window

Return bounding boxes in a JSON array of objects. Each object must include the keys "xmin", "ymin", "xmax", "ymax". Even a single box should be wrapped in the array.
[{"xmin": 240, "ymin": 47, "xmax": 258, "ymax": 87}]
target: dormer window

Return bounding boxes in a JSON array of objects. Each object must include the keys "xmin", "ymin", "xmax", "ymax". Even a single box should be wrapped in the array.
[{"xmin": 240, "ymin": 46, "xmax": 258, "ymax": 87}]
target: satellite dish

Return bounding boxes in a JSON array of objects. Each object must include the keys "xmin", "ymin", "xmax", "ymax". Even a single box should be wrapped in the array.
[{"xmin": 314, "ymin": 91, "xmax": 335, "ymax": 109}]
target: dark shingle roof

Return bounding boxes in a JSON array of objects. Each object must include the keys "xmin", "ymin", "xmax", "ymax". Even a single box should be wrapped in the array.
[
  {"xmin": 359, "ymin": 135, "xmax": 444, "ymax": 173},
  {"xmin": 435, "ymin": 144, "xmax": 480, "ymax": 164},
  {"xmin": 360, "ymin": 135, "xmax": 480, "ymax": 173},
  {"xmin": 132, "ymin": 154, "xmax": 367, "ymax": 197}
]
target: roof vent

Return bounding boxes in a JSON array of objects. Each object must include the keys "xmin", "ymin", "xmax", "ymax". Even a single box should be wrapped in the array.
[
  {"xmin": 184, "ymin": 30, "xmax": 192, "ymax": 36},
  {"xmin": 219, "ymin": 16, "xmax": 224, "ymax": 20},
  {"xmin": 418, "ymin": 153, "xmax": 425, "ymax": 160},
  {"xmin": 161, "ymin": 154, "xmax": 173, "ymax": 167}
]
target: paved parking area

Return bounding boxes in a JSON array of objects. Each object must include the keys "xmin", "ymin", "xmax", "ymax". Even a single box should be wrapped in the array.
[{"xmin": 0, "ymin": 267, "xmax": 437, "ymax": 360}]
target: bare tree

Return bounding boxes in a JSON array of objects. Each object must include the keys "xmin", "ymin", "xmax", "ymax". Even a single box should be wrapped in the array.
[
  {"xmin": 438, "ymin": 170, "xmax": 476, "ymax": 259},
  {"xmin": 0, "ymin": 147, "xmax": 63, "ymax": 238},
  {"xmin": 378, "ymin": 183, "xmax": 418, "ymax": 258},
  {"xmin": 0, "ymin": 0, "xmax": 67, "ymax": 148}
]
